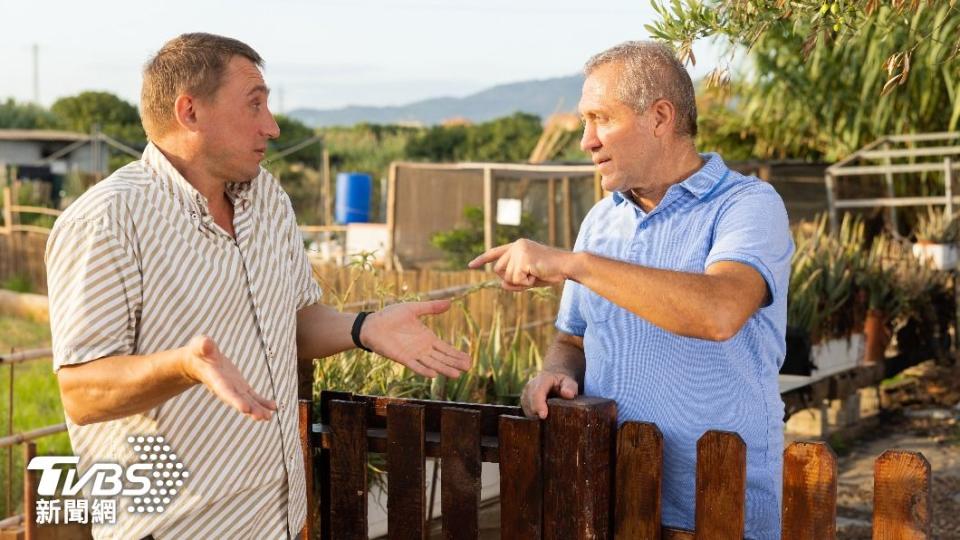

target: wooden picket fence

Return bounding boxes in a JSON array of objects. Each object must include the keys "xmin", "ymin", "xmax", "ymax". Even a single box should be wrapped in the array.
[{"xmin": 300, "ymin": 391, "xmax": 932, "ymax": 539}]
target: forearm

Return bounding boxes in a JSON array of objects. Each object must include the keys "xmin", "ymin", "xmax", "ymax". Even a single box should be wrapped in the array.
[
  {"xmin": 542, "ymin": 333, "xmax": 586, "ymax": 387},
  {"xmin": 564, "ymin": 252, "xmax": 753, "ymax": 341},
  {"xmin": 57, "ymin": 347, "xmax": 197, "ymax": 426},
  {"xmin": 296, "ymin": 303, "xmax": 357, "ymax": 360}
]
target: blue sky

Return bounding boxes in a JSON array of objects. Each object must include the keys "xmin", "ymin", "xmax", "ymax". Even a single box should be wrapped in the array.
[{"xmin": 0, "ymin": 0, "xmax": 724, "ymax": 111}]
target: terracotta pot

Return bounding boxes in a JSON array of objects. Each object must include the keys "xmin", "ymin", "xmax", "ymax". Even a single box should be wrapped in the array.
[{"xmin": 863, "ymin": 309, "xmax": 892, "ymax": 364}]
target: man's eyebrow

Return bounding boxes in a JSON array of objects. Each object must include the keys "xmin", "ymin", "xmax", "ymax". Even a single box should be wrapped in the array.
[{"xmin": 247, "ymin": 84, "xmax": 270, "ymax": 97}]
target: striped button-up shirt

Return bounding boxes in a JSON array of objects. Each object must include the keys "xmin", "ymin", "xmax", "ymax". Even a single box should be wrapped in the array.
[
  {"xmin": 46, "ymin": 142, "xmax": 322, "ymax": 539},
  {"xmin": 556, "ymin": 153, "xmax": 793, "ymax": 540}
]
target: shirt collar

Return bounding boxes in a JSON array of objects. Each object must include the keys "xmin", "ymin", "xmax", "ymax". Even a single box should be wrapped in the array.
[
  {"xmin": 141, "ymin": 142, "xmax": 255, "ymax": 217},
  {"xmin": 611, "ymin": 152, "xmax": 728, "ymax": 206}
]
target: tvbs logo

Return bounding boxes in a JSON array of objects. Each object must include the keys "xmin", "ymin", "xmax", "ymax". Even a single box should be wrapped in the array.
[
  {"xmin": 27, "ymin": 435, "xmax": 189, "ymax": 515},
  {"xmin": 28, "ymin": 456, "xmax": 152, "ymax": 497}
]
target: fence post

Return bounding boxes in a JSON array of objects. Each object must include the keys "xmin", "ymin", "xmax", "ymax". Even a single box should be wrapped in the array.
[
  {"xmin": 782, "ymin": 442, "xmax": 837, "ymax": 540},
  {"xmin": 23, "ymin": 441, "xmax": 36, "ymax": 540},
  {"xmin": 387, "ymin": 403, "xmax": 426, "ymax": 540},
  {"xmin": 614, "ymin": 421, "xmax": 663, "ymax": 539},
  {"xmin": 318, "ymin": 390, "xmax": 354, "ymax": 540},
  {"xmin": 298, "ymin": 400, "xmax": 318, "ymax": 540},
  {"xmin": 873, "ymin": 450, "xmax": 931, "ymax": 539},
  {"xmin": 2, "ymin": 186, "xmax": 12, "ymax": 235},
  {"xmin": 694, "ymin": 431, "xmax": 746, "ymax": 540},
  {"xmin": 440, "ymin": 407, "xmax": 481, "ymax": 539},
  {"xmin": 499, "ymin": 415, "xmax": 542, "ymax": 540},
  {"xmin": 329, "ymin": 399, "xmax": 368, "ymax": 540},
  {"xmin": 543, "ymin": 397, "xmax": 616, "ymax": 540}
]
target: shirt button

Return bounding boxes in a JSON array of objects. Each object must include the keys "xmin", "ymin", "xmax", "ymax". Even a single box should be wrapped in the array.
[{"xmin": 279, "ymin": 402, "xmax": 285, "ymax": 411}]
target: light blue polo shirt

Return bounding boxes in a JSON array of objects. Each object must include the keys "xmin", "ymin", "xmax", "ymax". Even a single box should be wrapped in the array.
[{"xmin": 556, "ymin": 153, "xmax": 792, "ymax": 540}]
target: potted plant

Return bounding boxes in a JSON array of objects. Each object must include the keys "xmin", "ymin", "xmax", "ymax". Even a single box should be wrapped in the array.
[
  {"xmin": 911, "ymin": 206, "xmax": 960, "ymax": 270},
  {"xmin": 857, "ymin": 235, "xmax": 906, "ymax": 364},
  {"xmin": 893, "ymin": 246, "xmax": 953, "ymax": 358},
  {"xmin": 786, "ymin": 214, "xmax": 868, "ymax": 373}
]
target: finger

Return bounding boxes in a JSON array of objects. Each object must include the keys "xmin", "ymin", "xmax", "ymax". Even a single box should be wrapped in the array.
[
  {"xmin": 248, "ymin": 388, "xmax": 278, "ymax": 411},
  {"xmin": 467, "ymin": 244, "xmax": 510, "ymax": 268},
  {"xmin": 213, "ymin": 380, "xmax": 271, "ymax": 421},
  {"xmin": 421, "ymin": 353, "xmax": 463, "ymax": 378},
  {"xmin": 510, "ymin": 264, "xmax": 532, "ymax": 288},
  {"xmin": 404, "ymin": 358, "xmax": 438, "ymax": 378},
  {"xmin": 493, "ymin": 252, "xmax": 510, "ymax": 277},
  {"xmin": 501, "ymin": 280, "xmax": 530, "ymax": 292},
  {"xmin": 520, "ymin": 379, "xmax": 536, "ymax": 417},
  {"xmin": 528, "ymin": 376, "xmax": 555, "ymax": 419},
  {"xmin": 428, "ymin": 349, "xmax": 468, "ymax": 376},
  {"xmin": 432, "ymin": 341, "xmax": 472, "ymax": 370},
  {"xmin": 558, "ymin": 376, "xmax": 578, "ymax": 399},
  {"xmin": 237, "ymin": 388, "xmax": 274, "ymax": 421},
  {"xmin": 413, "ymin": 299, "xmax": 452, "ymax": 316},
  {"xmin": 204, "ymin": 365, "xmax": 269, "ymax": 419}
]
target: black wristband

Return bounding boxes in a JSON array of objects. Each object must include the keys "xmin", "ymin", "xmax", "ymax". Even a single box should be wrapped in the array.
[{"xmin": 351, "ymin": 311, "xmax": 373, "ymax": 352}]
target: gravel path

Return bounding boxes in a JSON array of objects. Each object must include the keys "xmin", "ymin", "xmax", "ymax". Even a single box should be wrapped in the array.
[{"xmin": 835, "ymin": 360, "xmax": 960, "ymax": 539}]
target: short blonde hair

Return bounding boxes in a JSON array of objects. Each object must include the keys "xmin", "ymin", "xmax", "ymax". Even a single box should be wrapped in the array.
[{"xmin": 140, "ymin": 33, "xmax": 263, "ymax": 140}]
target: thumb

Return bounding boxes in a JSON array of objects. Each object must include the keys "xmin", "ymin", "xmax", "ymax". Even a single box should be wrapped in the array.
[
  {"xmin": 415, "ymin": 299, "xmax": 451, "ymax": 316},
  {"xmin": 190, "ymin": 335, "xmax": 218, "ymax": 358}
]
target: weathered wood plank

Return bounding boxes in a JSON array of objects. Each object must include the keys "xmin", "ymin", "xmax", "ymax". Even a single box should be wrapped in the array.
[
  {"xmin": 782, "ymin": 442, "xmax": 837, "ymax": 540},
  {"xmin": 694, "ymin": 431, "xmax": 746, "ymax": 540},
  {"xmin": 499, "ymin": 415, "xmax": 542, "ymax": 540},
  {"xmin": 318, "ymin": 391, "xmax": 354, "ymax": 540},
  {"xmin": 299, "ymin": 400, "xmax": 317, "ymax": 540},
  {"xmin": 356, "ymin": 394, "xmax": 521, "ymax": 437},
  {"xmin": 23, "ymin": 442, "xmax": 37, "ymax": 540},
  {"xmin": 329, "ymin": 400, "xmax": 368, "ymax": 540},
  {"xmin": 543, "ymin": 397, "xmax": 617, "ymax": 540},
  {"xmin": 388, "ymin": 403, "xmax": 426, "ymax": 540},
  {"xmin": 873, "ymin": 450, "xmax": 932, "ymax": 539},
  {"xmin": 441, "ymin": 407, "xmax": 481, "ymax": 540},
  {"xmin": 614, "ymin": 421, "xmax": 663, "ymax": 540},
  {"xmin": 316, "ymin": 426, "xmax": 502, "ymax": 462}
]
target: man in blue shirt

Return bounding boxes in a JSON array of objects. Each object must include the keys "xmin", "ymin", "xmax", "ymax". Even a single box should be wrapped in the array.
[{"xmin": 469, "ymin": 41, "xmax": 792, "ymax": 539}]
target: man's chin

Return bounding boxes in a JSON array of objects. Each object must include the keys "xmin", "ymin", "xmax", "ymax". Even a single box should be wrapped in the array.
[
  {"xmin": 239, "ymin": 165, "xmax": 261, "ymax": 181},
  {"xmin": 600, "ymin": 176, "xmax": 622, "ymax": 193}
]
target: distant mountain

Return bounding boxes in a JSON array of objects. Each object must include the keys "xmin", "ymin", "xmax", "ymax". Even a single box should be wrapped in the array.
[{"xmin": 289, "ymin": 74, "xmax": 585, "ymax": 127}]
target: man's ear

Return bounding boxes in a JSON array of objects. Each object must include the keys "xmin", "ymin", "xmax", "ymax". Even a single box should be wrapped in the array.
[
  {"xmin": 173, "ymin": 94, "xmax": 201, "ymax": 132},
  {"xmin": 650, "ymin": 99, "xmax": 677, "ymax": 138}
]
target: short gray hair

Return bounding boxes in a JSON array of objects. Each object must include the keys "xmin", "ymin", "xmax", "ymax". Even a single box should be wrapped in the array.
[{"xmin": 584, "ymin": 41, "xmax": 697, "ymax": 137}]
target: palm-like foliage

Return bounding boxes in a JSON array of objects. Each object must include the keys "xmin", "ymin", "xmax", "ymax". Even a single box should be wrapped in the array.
[{"xmin": 654, "ymin": 1, "xmax": 960, "ymax": 160}]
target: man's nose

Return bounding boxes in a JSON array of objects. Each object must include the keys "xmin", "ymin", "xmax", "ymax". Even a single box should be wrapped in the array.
[
  {"xmin": 580, "ymin": 125, "xmax": 600, "ymax": 153},
  {"xmin": 264, "ymin": 113, "xmax": 280, "ymax": 140}
]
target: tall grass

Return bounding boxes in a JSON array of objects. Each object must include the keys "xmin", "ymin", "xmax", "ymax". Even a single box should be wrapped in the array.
[
  {"xmin": 0, "ymin": 316, "xmax": 70, "ymax": 519},
  {"xmin": 312, "ymin": 254, "xmax": 552, "ymax": 406}
]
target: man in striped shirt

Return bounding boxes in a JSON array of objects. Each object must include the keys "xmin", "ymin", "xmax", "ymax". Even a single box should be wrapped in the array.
[
  {"xmin": 46, "ymin": 33, "xmax": 470, "ymax": 539},
  {"xmin": 470, "ymin": 41, "xmax": 793, "ymax": 539}
]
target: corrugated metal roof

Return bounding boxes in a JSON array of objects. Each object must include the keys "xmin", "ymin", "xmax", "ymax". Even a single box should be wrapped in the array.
[{"xmin": 0, "ymin": 129, "xmax": 89, "ymax": 142}]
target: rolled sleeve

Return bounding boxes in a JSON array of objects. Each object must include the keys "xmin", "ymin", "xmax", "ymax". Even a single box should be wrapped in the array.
[
  {"xmin": 555, "ymin": 203, "xmax": 601, "ymax": 337},
  {"xmin": 704, "ymin": 183, "xmax": 793, "ymax": 307},
  {"xmin": 281, "ymin": 195, "xmax": 323, "ymax": 311},
  {"xmin": 46, "ymin": 217, "xmax": 142, "ymax": 371}
]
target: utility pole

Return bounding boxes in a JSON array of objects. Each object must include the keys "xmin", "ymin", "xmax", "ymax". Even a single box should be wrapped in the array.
[{"xmin": 32, "ymin": 44, "xmax": 39, "ymax": 103}]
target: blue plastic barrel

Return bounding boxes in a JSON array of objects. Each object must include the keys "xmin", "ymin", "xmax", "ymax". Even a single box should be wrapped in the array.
[{"xmin": 335, "ymin": 172, "xmax": 372, "ymax": 224}]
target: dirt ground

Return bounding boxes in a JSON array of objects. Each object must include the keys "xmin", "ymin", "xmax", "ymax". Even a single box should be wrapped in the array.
[{"xmin": 835, "ymin": 359, "xmax": 960, "ymax": 539}]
